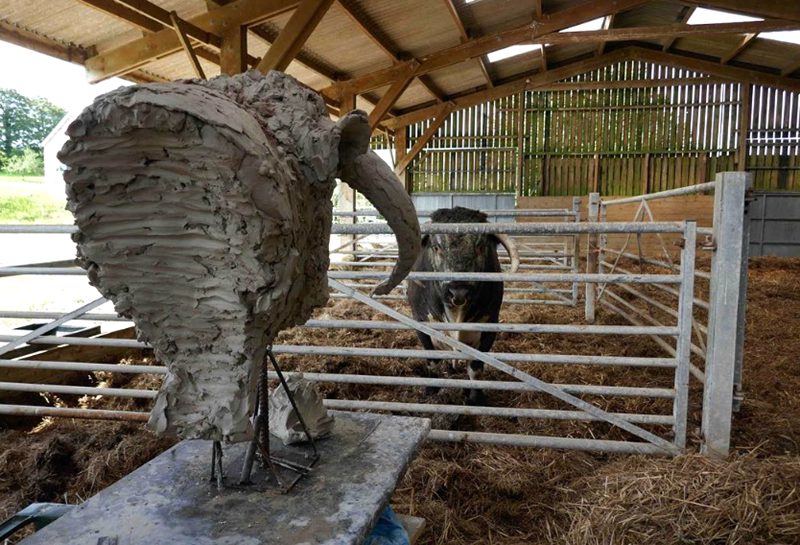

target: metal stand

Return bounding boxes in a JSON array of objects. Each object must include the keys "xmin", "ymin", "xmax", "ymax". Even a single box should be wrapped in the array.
[{"xmin": 213, "ymin": 347, "xmax": 320, "ymax": 494}]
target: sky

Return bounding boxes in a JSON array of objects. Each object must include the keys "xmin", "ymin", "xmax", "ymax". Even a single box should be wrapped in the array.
[{"xmin": 0, "ymin": 40, "xmax": 130, "ymax": 112}]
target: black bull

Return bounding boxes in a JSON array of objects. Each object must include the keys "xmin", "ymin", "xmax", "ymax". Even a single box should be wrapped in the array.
[{"xmin": 406, "ymin": 207, "xmax": 519, "ymax": 404}]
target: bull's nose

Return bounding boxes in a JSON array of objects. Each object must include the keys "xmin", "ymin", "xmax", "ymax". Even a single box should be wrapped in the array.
[{"xmin": 449, "ymin": 287, "xmax": 469, "ymax": 307}]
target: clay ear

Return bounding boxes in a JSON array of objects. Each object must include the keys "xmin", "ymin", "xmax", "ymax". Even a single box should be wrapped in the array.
[{"xmin": 335, "ymin": 110, "xmax": 371, "ymax": 167}]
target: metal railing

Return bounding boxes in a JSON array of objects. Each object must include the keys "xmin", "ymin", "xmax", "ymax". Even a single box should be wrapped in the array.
[{"xmin": 0, "ymin": 217, "xmax": 699, "ymax": 456}]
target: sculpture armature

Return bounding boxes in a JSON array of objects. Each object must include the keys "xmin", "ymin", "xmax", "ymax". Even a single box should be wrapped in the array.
[{"xmin": 58, "ymin": 70, "xmax": 420, "ymax": 442}]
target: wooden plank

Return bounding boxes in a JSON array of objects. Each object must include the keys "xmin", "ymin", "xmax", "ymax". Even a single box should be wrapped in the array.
[
  {"xmin": 320, "ymin": 0, "xmax": 650, "ymax": 100},
  {"xmin": 115, "ymin": 0, "xmax": 222, "ymax": 47},
  {"xmin": 737, "ymin": 83, "xmax": 751, "ymax": 169},
  {"xmin": 85, "ymin": 0, "xmax": 299, "ymax": 82},
  {"xmin": 662, "ymin": 6, "xmax": 694, "ymax": 52},
  {"xmin": 170, "ymin": 11, "xmax": 206, "ymax": 79},
  {"xmin": 257, "ymin": 0, "xmax": 334, "ymax": 72},
  {"xmin": 220, "ymin": 24, "xmax": 247, "ymax": 75},
  {"xmin": 76, "ymin": 0, "xmax": 163, "ymax": 33}
]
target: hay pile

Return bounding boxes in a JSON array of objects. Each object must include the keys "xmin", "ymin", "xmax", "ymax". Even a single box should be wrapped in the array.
[
  {"xmin": 560, "ymin": 452, "xmax": 800, "ymax": 545},
  {"xmin": 1, "ymin": 257, "xmax": 799, "ymax": 545}
]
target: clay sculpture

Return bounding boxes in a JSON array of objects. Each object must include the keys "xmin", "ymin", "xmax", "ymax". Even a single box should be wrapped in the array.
[
  {"xmin": 58, "ymin": 70, "xmax": 420, "ymax": 443},
  {"xmin": 268, "ymin": 374, "xmax": 333, "ymax": 446}
]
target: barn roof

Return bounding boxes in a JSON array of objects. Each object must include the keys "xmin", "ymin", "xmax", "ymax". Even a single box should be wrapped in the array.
[{"xmin": 2, "ymin": 0, "xmax": 800, "ymax": 130}]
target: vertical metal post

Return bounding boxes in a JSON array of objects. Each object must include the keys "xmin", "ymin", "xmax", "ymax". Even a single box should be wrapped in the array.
[
  {"xmin": 571, "ymin": 196, "xmax": 581, "ymax": 306},
  {"xmin": 673, "ymin": 221, "xmax": 696, "ymax": 451},
  {"xmin": 702, "ymin": 171, "xmax": 751, "ymax": 457},
  {"xmin": 585, "ymin": 193, "xmax": 600, "ymax": 322}
]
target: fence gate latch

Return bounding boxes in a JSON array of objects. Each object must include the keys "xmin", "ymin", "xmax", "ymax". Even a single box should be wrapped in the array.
[{"xmin": 701, "ymin": 235, "xmax": 717, "ymax": 251}]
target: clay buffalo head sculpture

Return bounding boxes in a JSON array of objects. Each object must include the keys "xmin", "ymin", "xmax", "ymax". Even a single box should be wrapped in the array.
[{"xmin": 58, "ymin": 70, "xmax": 420, "ymax": 442}]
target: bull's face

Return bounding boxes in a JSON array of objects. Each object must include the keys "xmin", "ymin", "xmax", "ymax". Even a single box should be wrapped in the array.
[{"xmin": 425, "ymin": 233, "xmax": 497, "ymax": 307}]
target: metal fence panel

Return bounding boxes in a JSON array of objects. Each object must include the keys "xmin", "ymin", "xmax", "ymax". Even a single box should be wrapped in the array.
[{"xmin": 748, "ymin": 192, "xmax": 800, "ymax": 257}]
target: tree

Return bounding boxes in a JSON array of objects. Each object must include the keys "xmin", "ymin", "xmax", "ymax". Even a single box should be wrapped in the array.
[{"xmin": 0, "ymin": 88, "xmax": 65, "ymax": 159}]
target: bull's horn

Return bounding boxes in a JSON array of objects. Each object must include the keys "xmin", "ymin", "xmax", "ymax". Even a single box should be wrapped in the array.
[
  {"xmin": 336, "ymin": 113, "xmax": 420, "ymax": 295},
  {"xmin": 495, "ymin": 233, "xmax": 520, "ymax": 273}
]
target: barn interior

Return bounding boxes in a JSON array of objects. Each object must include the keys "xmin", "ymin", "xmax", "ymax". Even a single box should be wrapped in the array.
[{"xmin": 1, "ymin": 1, "xmax": 800, "ymax": 544}]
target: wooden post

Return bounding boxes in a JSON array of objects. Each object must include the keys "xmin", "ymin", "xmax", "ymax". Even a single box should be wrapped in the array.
[
  {"xmin": 515, "ymin": 91, "xmax": 525, "ymax": 198},
  {"xmin": 737, "ymin": 83, "xmax": 751, "ymax": 171},
  {"xmin": 220, "ymin": 24, "xmax": 247, "ymax": 75},
  {"xmin": 641, "ymin": 152, "xmax": 650, "ymax": 194},
  {"xmin": 396, "ymin": 127, "xmax": 410, "ymax": 193},
  {"xmin": 585, "ymin": 192, "xmax": 600, "ymax": 323},
  {"xmin": 338, "ymin": 91, "xmax": 358, "ymax": 254},
  {"xmin": 702, "ymin": 171, "xmax": 751, "ymax": 458}
]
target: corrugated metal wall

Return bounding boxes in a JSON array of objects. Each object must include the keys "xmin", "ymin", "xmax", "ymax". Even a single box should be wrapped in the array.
[{"xmin": 748, "ymin": 192, "xmax": 800, "ymax": 257}]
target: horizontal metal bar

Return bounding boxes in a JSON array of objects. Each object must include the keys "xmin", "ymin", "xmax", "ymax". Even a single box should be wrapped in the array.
[
  {"xmin": 0, "ymin": 363, "xmax": 677, "ymax": 398},
  {"xmin": 334, "ymin": 209, "xmax": 576, "ymax": 218},
  {"xmin": 0, "ymin": 336, "xmax": 678, "ymax": 367},
  {"xmin": 0, "ymin": 311, "xmax": 127, "ymax": 322},
  {"xmin": 0, "ymin": 225, "xmax": 76, "ymax": 234},
  {"xmin": 0, "ymin": 404, "xmax": 668, "ymax": 451},
  {"xmin": 324, "ymin": 399, "xmax": 674, "ymax": 424},
  {"xmin": 0, "ymin": 381, "xmax": 155, "ymax": 398},
  {"xmin": 602, "ymin": 181, "xmax": 716, "ymax": 206},
  {"xmin": 601, "ymin": 248, "xmax": 712, "ymax": 280},
  {"xmin": 427, "ymin": 430, "xmax": 669, "ymax": 453},
  {"xmin": 329, "ymin": 293, "xmax": 574, "ymax": 305},
  {"xmin": 330, "ymin": 271, "xmax": 681, "ymax": 284},
  {"xmin": 277, "ymin": 372, "xmax": 674, "ymax": 397},
  {"xmin": 0, "ymin": 359, "xmax": 166, "ymax": 374},
  {"xmin": 333, "ymin": 222, "xmax": 687, "ymax": 235},
  {"xmin": 301, "ymin": 320, "xmax": 679, "ymax": 335},
  {"xmin": 0, "ymin": 404, "xmax": 149, "ymax": 422}
]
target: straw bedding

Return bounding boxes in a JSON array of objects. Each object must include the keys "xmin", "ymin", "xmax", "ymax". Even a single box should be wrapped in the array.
[{"xmin": 1, "ymin": 256, "xmax": 799, "ymax": 545}]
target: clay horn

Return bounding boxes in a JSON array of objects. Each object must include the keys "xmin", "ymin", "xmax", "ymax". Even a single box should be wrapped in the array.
[
  {"xmin": 336, "ymin": 112, "xmax": 421, "ymax": 295},
  {"xmin": 495, "ymin": 233, "xmax": 520, "ymax": 273}
]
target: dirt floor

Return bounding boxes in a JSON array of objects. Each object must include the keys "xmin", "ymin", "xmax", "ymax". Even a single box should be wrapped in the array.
[{"xmin": 1, "ymin": 256, "xmax": 799, "ymax": 544}]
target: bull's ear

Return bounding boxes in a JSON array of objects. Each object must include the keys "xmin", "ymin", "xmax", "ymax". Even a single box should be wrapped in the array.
[{"xmin": 335, "ymin": 110, "xmax": 371, "ymax": 167}]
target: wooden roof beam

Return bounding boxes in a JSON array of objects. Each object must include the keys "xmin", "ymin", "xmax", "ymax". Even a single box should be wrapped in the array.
[
  {"xmin": 256, "ymin": 0, "xmax": 334, "ymax": 72},
  {"xmin": 628, "ymin": 45, "xmax": 800, "ymax": 93},
  {"xmin": 321, "ymin": 0, "xmax": 650, "ymax": 101},
  {"xmin": 170, "ymin": 11, "xmax": 206, "ymax": 79},
  {"xmin": 663, "ymin": 6, "xmax": 694, "ymax": 52},
  {"xmin": 368, "ymin": 61, "xmax": 419, "ymax": 130},
  {"xmin": 113, "ymin": 0, "xmax": 222, "ymax": 48},
  {"xmin": 84, "ymin": 0, "xmax": 299, "ymax": 82},
  {"xmin": 781, "ymin": 59, "xmax": 800, "ymax": 77},
  {"xmin": 680, "ymin": 1, "xmax": 800, "ymax": 24},
  {"xmin": 596, "ymin": 14, "xmax": 614, "ymax": 56},
  {"xmin": 720, "ymin": 32, "xmax": 757, "ymax": 64},
  {"xmin": 443, "ymin": 0, "xmax": 493, "ymax": 88},
  {"xmin": 383, "ymin": 48, "xmax": 633, "ymax": 129}
]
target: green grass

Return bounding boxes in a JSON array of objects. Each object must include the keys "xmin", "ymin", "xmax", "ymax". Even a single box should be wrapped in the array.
[
  {"xmin": 0, "ymin": 193, "xmax": 71, "ymax": 223},
  {"xmin": 0, "ymin": 173, "xmax": 46, "ymax": 184}
]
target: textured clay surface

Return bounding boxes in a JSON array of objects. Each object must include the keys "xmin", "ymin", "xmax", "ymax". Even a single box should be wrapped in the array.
[{"xmin": 58, "ymin": 71, "xmax": 420, "ymax": 442}]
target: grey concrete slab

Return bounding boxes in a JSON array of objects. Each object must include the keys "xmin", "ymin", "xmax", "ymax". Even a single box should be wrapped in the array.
[{"xmin": 21, "ymin": 411, "xmax": 430, "ymax": 545}]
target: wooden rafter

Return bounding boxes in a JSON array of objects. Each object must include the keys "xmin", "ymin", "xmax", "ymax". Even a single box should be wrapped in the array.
[
  {"xmin": 629, "ymin": 46, "xmax": 800, "ymax": 93},
  {"xmin": 533, "ymin": 0, "xmax": 543, "ymax": 21},
  {"xmin": 170, "ymin": 11, "xmax": 206, "ymax": 79},
  {"xmin": 720, "ymin": 32, "xmax": 757, "ymax": 64},
  {"xmin": 395, "ymin": 103, "xmax": 453, "ymax": 174},
  {"xmin": 781, "ymin": 59, "xmax": 800, "ymax": 77},
  {"xmin": 0, "ymin": 18, "xmax": 163, "ymax": 83},
  {"xmin": 256, "ymin": 0, "xmax": 334, "ymax": 73},
  {"xmin": 368, "ymin": 61, "xmax": 419, "ymax": 129},
  {"xmin": 321, "ymin": 0, "xmax": 650, "ymax": 101},
  {"xmin": 336, "ymin": 0, "xmax": 445, "ymax": 102},
  {"xmin": 443, "ymin": 0, "xmax": 494, "ymax": 88},
  {"xmin": 596, "ymin": 14, "xmax": 614, "ymax": 56},
  {"xmin": 681, "ymin": 1, "xmax": 800, "ymax": 23},
  {"xmin": 84, "ymin": 0, "xmax": 299, "ymax": 82},
  {"xmin": 114, "ymin": 0, "xmax": 222, "ymax": 47},
  {"xmin": 663, "ymin": 6, "xmax": 694, "ymax": 52}
]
